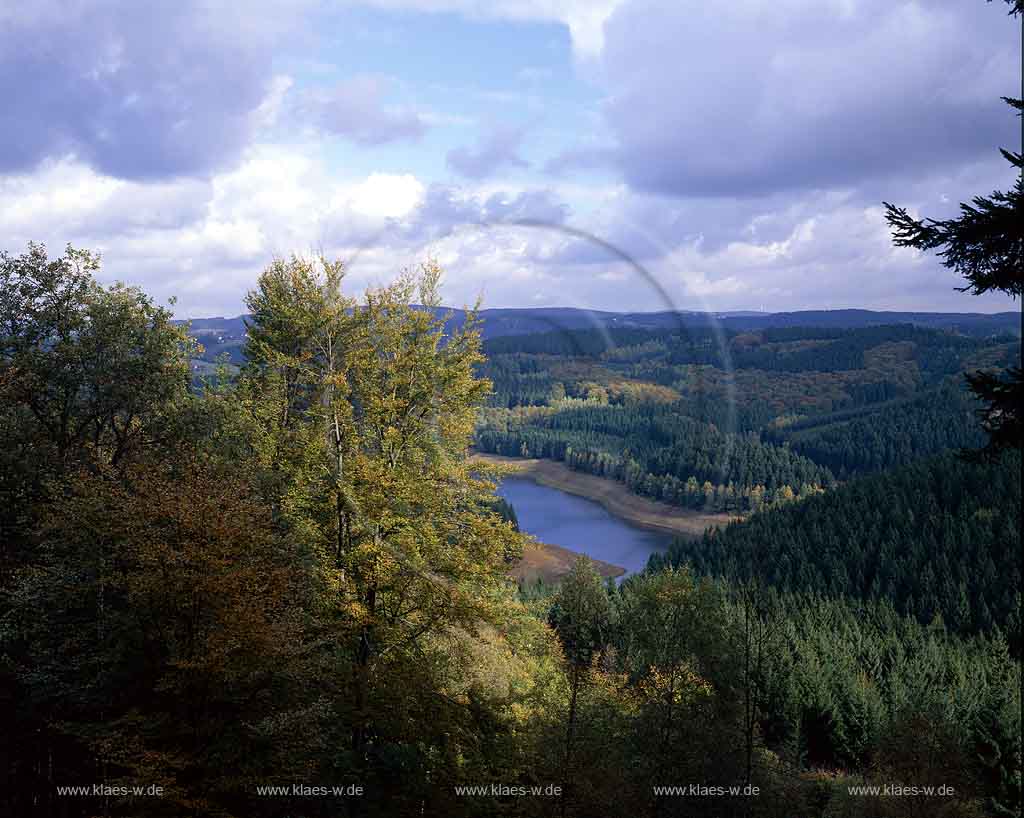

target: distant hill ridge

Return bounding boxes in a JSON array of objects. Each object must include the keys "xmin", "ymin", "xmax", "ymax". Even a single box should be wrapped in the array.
[{"xmin": 181, "ymin": 307, "xmax": 1020, "ymax": 364}]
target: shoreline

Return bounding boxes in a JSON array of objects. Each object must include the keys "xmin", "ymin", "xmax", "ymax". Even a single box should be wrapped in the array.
[
  {"xmin": 510, "ymin": 540, "xmax": 626, "ymax": 585},
  {"xmin": 473, "ymin": 452, "xmax": 740, "ymax": 539}
]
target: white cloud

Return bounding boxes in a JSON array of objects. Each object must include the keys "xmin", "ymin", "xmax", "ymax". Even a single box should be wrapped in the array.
[
  {"xmin": 347, "ymin": 173, "xmax": 426, "ymax": 220},
  {"xmin": 0, "ymin": 159, "xmax": 210, "ymax": 239}
]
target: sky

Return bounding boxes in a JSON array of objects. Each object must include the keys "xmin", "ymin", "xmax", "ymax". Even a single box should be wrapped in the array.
[{"xmin": 1, "ymin": 0, "xmax": 1020, "ymax": 317}]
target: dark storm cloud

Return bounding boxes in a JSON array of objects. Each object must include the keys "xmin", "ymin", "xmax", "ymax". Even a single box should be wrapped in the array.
[
  {"xmin": 600, "ymin": 0, "xmax": 1019, "ymax": 197},
  {"xmin": 0, "ymin": 1, "xmax": 284, "ymax": 180},
  {"xmin": 301, "ymin": 76, "xmax": 428, "ymax": 145},
  {"xmin": 447, "ymin": 125, "xmax": 530, "ymax": 179}
]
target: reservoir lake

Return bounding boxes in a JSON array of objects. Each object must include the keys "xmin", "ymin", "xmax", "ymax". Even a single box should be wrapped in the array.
[{"xmin": 496, "ymin": 477, "xmax": 674, "ymax": 576}]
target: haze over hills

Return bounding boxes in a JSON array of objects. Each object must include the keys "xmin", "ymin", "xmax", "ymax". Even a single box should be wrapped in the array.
[{"xmin": 183, "ymin": 306, "xmax": 1021, "ymax": 366}]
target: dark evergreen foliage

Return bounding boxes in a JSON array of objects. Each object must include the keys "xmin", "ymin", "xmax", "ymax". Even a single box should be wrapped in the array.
[
  {"xmin": 778, "ymin": 379, "xmax": 987, "ymax": 477},
  {"xmin": 650, "ymin": 452, "xmax": 1022, "ymax": 650}
]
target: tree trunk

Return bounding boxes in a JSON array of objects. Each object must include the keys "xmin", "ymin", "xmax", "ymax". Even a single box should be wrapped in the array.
[{"xmin": 561, "ymin": 664, "xmax": 580, "ymax": 818}]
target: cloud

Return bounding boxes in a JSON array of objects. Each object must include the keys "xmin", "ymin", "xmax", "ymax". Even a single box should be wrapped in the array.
[
  {"xmin": 514, "ymin": 153, "xmax": 1019, "ymax": 313},
  {"xmin": 0, "ymin": 159, "xmax": 211, "ymax": 240},
  {"xmin": 600, "ymin": 0, "xmax": 1019, "ymax": 196},
  {"xmin": 322, "ymin": 184, "xmax": 572, "ymax": 252},
  {"xmin": 3, "ymin": 0, "xmax": 1019, "ymax": 317},
  {"xmin": 6, "ymin": 143, "xmax": 1017, "ymax": 318},
  {"xmin": 253, "ymin": 76, "xmax": 296, "ymax": 130},
  {"xmin": 0, "ymin": 138, "xmax": 586, "ymax": 315},
  {"xmin": 447, "ymin": 125, "xmax": 530, "ymax": 179},
  {"xmin": 0, "ymin": 1, "xmax": 303, "ymax": 180},
  {"xmin": 481, "ymin": 189, "xmax": 570, "ymax": 225},
  {"xmin": 347, "ymin": 173, "xmax": 426, "ymax": 220},
  {"xmin": 299, "ymin": 76, "xmax": 428, "ymax": 145}
]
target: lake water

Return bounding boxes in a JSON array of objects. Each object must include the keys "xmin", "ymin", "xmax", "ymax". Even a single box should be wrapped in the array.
[{"xmin": 496, "ymin": 477, "xmax": 673, "ymax": 576}]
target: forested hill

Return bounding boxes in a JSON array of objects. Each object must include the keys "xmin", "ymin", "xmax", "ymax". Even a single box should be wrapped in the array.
[
  {"xmin": 766, "ymin": 378, "xmax": 987, "ymax": 478},
  {"xmin": 650, "ymin": 451, "xmax": 1022, "ymax": 647},
  {"xmin": 473, "ymin": 320, "xmax": 1019, "ymax": 515}
]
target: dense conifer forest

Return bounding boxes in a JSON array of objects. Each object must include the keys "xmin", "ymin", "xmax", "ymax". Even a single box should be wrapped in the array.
[
  {"xmin": 651, "ymin": 451, "xmax": 1022, "ymax": 643},
  {"xmin": 473, "ymin": 321, "xmax": 1019, "ymax": 513}
]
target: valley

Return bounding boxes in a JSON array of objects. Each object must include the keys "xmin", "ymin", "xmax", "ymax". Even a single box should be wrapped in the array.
[
  {"xmin": 4, "ymin": 2, "xmax": 1022, "ymax": 814},
  {"xmin": 4, "ymin": 246, "xmax": 1020, "ymax": 818}
]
